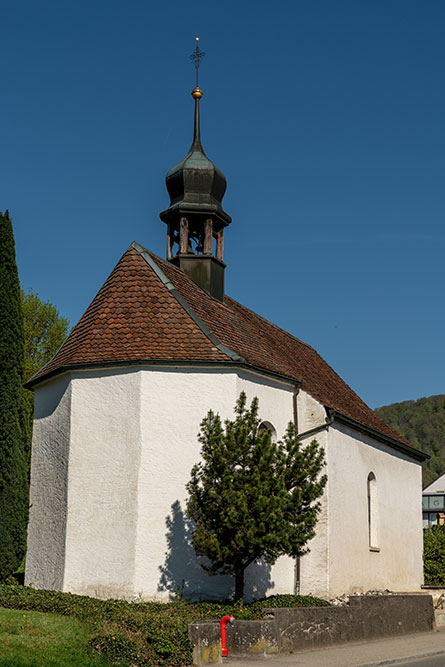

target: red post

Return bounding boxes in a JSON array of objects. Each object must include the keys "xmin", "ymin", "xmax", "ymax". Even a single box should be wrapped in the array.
[{"xmin": 220, "ymin": 615, "xmax": 234, "ymax": 657}]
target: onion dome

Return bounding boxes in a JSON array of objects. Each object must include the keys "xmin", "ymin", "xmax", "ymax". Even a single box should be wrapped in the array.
[{"xmin": 160, "ymin": 86, "xmax": 231, "ymax": 229}]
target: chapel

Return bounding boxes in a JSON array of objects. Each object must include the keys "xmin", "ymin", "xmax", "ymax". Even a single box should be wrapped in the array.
[{"xmin": 25, "ymin": 48, "xmax": 427, "ymax": 601}]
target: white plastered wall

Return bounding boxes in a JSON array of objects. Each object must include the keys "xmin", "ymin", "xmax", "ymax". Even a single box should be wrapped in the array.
[
  {"xmin": 135, "ymin": 367, "xmax": 297, "ymax": 601},
  {"xmin": 63, "ymin": 368, "xmax": 142, "ymax": 599},
  {"xmin": 26, "ymin": 368, "xmax": 143, "ymax": 598},
  {"xmin": 135, "ymin": 367, "xmax": 236, "ymax": 601},
  {"xmin": 326, "ymin": 422, "xmax": 424, "ymax": 596},
  {"xmin": 296, "ymin": 390, "xmax": 329, "ymax": 598},
  {"xmin": 237, "ymin": 372, "xmax": 296, "ymax": 598},
  {"xmin": 25, "ymin": 375, "xmax": 72, "ymax": 590},
  {"xmin": 27, "ymin": 365, "xmax": 302, "ymax": 602},
  {"xmin": 26, "ymin": 364, "xmax": 422, "ymax": 603}
]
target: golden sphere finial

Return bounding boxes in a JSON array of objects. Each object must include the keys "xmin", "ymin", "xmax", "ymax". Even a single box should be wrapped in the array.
[{"xmin": 191, "ymin": 86, "xmax": 203, "ymax": 100}]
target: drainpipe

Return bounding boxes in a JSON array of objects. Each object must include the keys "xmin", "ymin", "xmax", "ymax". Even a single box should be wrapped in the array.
[{"xmin": 293, "ymin": 383, "xmax": 300, "ymax": 433}]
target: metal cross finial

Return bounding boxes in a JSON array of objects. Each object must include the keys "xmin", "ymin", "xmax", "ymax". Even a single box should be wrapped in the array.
[{"xmin": 190, "ymin": 37, "xmax": 205, "ymax": 87}]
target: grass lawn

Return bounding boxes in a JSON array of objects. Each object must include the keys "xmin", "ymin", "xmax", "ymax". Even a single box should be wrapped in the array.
[{"xmin": 0, "ymin": 607, "xmax": 112, "ymax": 666}]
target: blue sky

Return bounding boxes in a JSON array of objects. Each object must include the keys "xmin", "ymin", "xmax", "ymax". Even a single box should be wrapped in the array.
[{"xmin": 2, "ymin": 0, "xmax": 444, "ymax": 409}]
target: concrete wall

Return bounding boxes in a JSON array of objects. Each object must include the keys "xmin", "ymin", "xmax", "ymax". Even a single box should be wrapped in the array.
[
  {"xmin": 189, "ymin": 594, "xmax": 435, "ymax": 665},
  {"xmin": 326, "ymin": 422, "xmax": 424, "ymax": 596}
]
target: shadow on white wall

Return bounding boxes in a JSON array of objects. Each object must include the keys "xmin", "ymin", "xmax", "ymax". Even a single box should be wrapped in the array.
[{"xmin": 158, "ymin": 500, "xmax": 274, "ymax": 602}]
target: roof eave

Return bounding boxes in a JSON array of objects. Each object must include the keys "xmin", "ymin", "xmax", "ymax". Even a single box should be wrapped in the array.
[
  {"xmin": 24, "ymin": 358, "xmax": 302, "ymax": 391},
  {"xmin": 327, "ymin": 408, "xmax": 429, "ymax": 463},
  {"xmin": 25, "ymin": 356, "xmax": 425, "ymax": 462}
]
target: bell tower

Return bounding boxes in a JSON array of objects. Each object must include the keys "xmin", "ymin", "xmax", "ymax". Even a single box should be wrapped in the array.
[{"xmin": 160, "ymin": 39, "xmax": 231, "ymax": 302}]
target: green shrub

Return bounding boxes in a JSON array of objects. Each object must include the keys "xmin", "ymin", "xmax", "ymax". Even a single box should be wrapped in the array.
[
  {"xmin": 90, "ymin": 634, "xmax": 140, "ymax": 664},
  {"xmin": 0, "ymin": 585, "xmax": 329, "ymax": 666},
  {"xmin": 424, "ymin": 526, "xmax": 445, "ymax": 585}
]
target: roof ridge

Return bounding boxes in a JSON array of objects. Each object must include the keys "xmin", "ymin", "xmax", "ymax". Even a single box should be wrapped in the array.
[{"xmin": 131, "ymin": 242, "xmax": 245, "ymax": 364}]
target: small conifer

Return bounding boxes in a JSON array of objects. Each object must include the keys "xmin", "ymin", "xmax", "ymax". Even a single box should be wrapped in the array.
[
  {"xmin": 186, "ymin": 392, "xmax": 327, "ymax": 601},
  {"xmin": 0, "ymin": 211, "xmax": 29, "ymax": 580}
]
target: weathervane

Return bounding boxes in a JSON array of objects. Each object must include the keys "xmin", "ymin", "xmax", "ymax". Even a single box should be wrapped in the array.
[{"xmin": 189, "ymin": 37, "xmax": 205, "ymax": 88}]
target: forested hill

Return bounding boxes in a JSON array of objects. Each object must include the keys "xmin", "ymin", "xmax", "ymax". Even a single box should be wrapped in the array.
[{"xmin": 375, "ymin": 395, "xmax": 445, "ymax": 487}]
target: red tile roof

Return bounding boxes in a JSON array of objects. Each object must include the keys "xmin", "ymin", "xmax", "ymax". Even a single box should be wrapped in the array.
[
  {"xmin": 31, "ymin": 246, "xmax": 228, "ymax": 378},
  {"xmin": 28, "ymin": 241, "xmax": 420, "ymax": 456}
]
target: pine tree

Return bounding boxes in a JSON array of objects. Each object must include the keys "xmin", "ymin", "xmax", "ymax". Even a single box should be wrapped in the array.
[
  {"xmin": 0, "ymin": 211, "xmax": 29, "ymax": 581},
  {"xmin": 186, "ymin": 392, "xmax": 327, "ymax": 601}
]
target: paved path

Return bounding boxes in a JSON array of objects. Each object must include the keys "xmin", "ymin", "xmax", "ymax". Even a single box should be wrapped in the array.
[
  {"xmin": 394, "ymin": 656, "xmax": 445, "ymax": 666},
  {"xmin": 226, "ymin": 631, "xmax": 445, "ymax": 667}
]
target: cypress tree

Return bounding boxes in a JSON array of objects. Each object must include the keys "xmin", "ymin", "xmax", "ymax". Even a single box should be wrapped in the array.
[
  {"xmin": 0, "ymin": 210, "xmax": 29, "ymax": 581},
  {"xmin": 186, "ymin": 392, "xmax": 327, "ymax": 601}
]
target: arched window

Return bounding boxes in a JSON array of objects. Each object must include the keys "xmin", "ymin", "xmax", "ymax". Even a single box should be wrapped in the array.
[
  {"xmin": 367, "ymin": 472, "xmax": 379, "ymax": 551},
  {"xmin": 258, "ymin": 421, "xmax": 277, "ymax": 443}
]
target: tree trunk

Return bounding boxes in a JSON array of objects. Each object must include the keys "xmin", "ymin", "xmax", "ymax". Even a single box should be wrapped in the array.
[{"xmin": 234, "ymin": 567, "xmax": 245, "ymax": 603}]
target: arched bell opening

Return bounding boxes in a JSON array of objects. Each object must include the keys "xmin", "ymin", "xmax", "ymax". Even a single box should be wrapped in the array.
[{"xmin": 166, "ymin": 218, "xmax": 224, "ymax": 263}]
